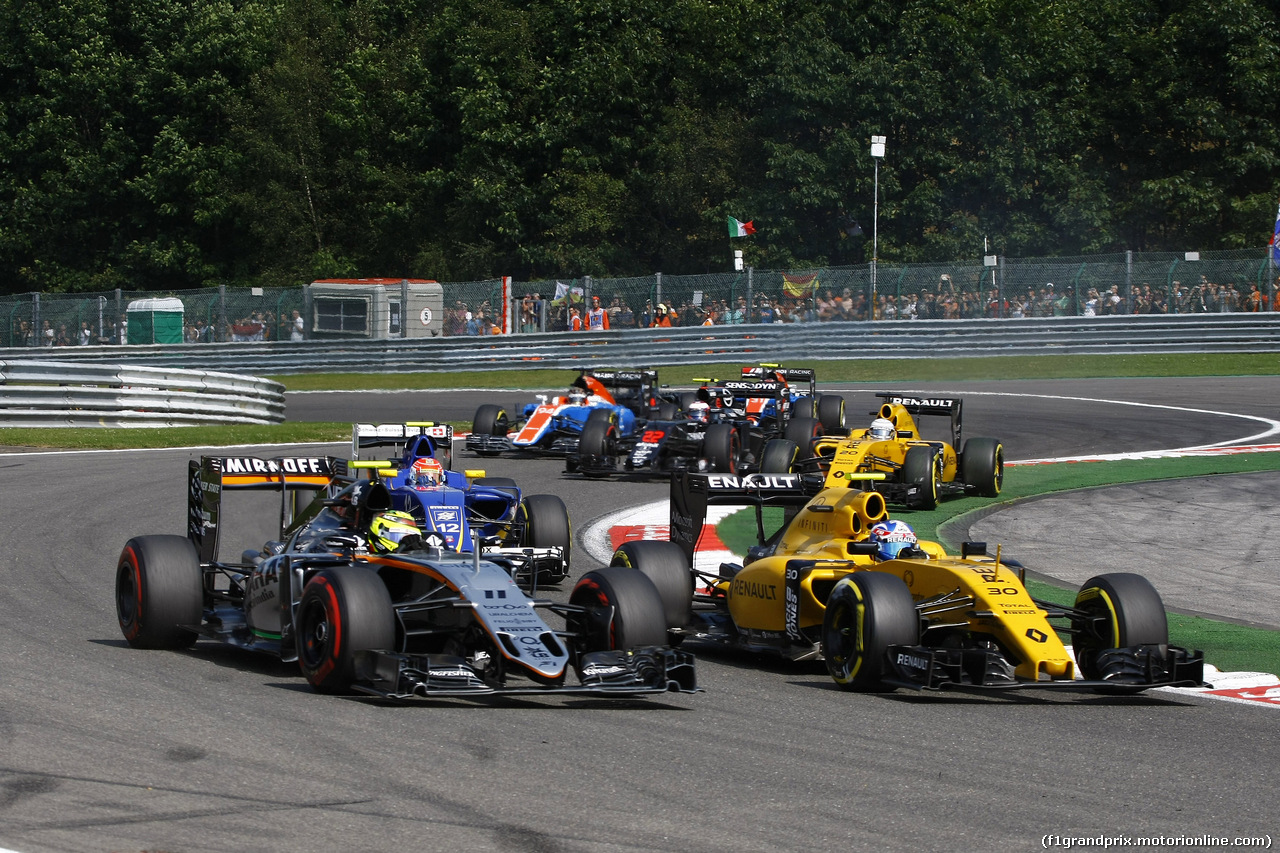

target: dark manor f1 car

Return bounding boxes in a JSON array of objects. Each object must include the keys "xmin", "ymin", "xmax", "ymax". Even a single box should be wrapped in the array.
[
  {"xmin": 114, "ymin": 444, "xmax": 697, "ymax": 700},
  {"xmin": 604, "ymin": 471, "xmax": 1203, "ymax": 694}
]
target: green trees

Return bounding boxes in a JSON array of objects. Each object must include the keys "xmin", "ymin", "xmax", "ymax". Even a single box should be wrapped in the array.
[{"xmin": 0, "ymin": 0, "xmax": 1277, "ymax": 293}]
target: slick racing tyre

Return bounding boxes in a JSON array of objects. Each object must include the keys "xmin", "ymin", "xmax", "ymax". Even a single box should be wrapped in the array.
[
  {"xmin": 576, "ymin": 415, "xmax": 615, "ymax": 479},
  {"xmin": 296, "ymin": 567, "xmax": 395, "ymax": 694},
  {"xmin": 817, "ymin": 394, "xmax": 847, "ymax": 432},
  {"xmin": 570, "ymin": 568, "xmax": 668, "ymax": 651},
  {"xmin": 116, "ymin": 535, "xmax": 203, "ymax": 650},
  {"xmin": 902, "ymin": 445, "xmax": 940, "ymax": 510},
  {"xmin": 792, "ymin": 396, "xmax": 817, "ymax": 419},
  {"xmin": 760, "ymin": 438, "xmax": 800, "ymax": 474},
  {"xmin": 783, "ymin": 416, "xmax": 822, "ymax": 453},
  {"xmin": 1072, "ymin": 573, "xmax": 1169, "ymax": 681},
  {"xmin": 822, "ymin": 572, "xmax": 918, "ymax": 692},
  {"xmin": 960, "ymin": 437, "xmax": 1004, "ymax": 497},
  {"xmin": 656, "ymin": 402, "xmax": 679, "ymax": 420},
  {"xmin": 704, "ymin": 423, "xmax": 740, "ymax": 473},
  {"xmin": 519, "ymin": 493, "xmax": 572, "ymax": 578},
  {"xmin": 611, "ymin": 540, "xmax": 693, "ymax": 631},
  {"xmin": 471, "ymin": 404, "xmax": 508, "ymax": 456}
]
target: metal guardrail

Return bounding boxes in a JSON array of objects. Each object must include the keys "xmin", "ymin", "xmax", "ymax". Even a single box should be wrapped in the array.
[
  {"xmin": 0, "ymin": 361, "xmax": 286, "ymax": 427},
  {"xmin": 4, "ymin": 313, "xmax": 1279, "ymax": 376}
]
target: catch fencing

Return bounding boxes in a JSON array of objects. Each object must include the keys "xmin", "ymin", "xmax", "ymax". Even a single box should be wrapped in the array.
[
  {"xmin": 2, "ymin": 249, "xmax": 1276, "ymax": 347},
  {"xmin": 4, "ymin": 313, "xmax": 1279, "ymax": 377}
]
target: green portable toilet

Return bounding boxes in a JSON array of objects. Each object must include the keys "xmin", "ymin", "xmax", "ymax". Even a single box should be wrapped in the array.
[{"xmin": 126, "ymin": 298, "xmax": 185, "ymax": 344}]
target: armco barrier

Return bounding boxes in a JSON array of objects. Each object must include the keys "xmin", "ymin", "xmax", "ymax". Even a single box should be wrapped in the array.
[
  {"xmin": 0, "ymin": 361, "xmax": 286, "ymax": 427},
  {"xmin": 3, "ymin": 313, "xmax": 1279, "ymax": 376}
]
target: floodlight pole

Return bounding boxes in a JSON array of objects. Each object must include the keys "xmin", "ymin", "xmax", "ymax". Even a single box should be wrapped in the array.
[{"xmin": 870, "ymin": 135, "xmax": 886, "ymax": 321}]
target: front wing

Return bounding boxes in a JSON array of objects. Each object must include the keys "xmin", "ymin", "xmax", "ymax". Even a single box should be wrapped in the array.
[
  {"xmin": 880, "ymin": 643, "xmax": 1205, "ymax": 693},
  {"xmin": 349, "ymin": 647, "xmax": 700, "ymax": 700}
]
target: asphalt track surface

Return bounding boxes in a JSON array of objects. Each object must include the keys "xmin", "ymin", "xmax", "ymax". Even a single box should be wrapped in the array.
[{"xmin": 0, "ymin": 377, "xmax": 1277, "ymax": 852}]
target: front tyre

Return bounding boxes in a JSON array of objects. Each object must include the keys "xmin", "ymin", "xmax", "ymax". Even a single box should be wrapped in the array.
[
  {"xmin": 783, "ymin": 416, "xmax": 822, "ymax": 454},
  {"xmin": 576, "ymin": 416, "xmax": 615, "ymax": 480},
  {"xmin": 116, "ymin": 535, "xmax": 203, "ymax": 650},
  {"xmin": 902, "ymin": 445, "xmax": 940, "ymax": 510},
  {"xmin": 817, "ymin": 394, "xmax": 847, "ymax": 432},
  {"xmin": 1073, "ymin": 573, "xmax": 1169, "ymax": 681},
  {"xmin": 296, "ymin": 567, "xmax": 395, "ymax": 694},
  {"xmin": 471, "ymin": 404, "xmax": 508, "ymax": 457},
  {"xmin": 611, "ymin": 540, "xmax": 693, "ymax": 631},
  {"xmin": 760, "ymin": 438, "xmax": 800, "ymax": 474},
  {"xmin": 961, "ymin": 437, "xmax": 1004, "ymax": 497},
  {"xmin": 704, "ymin": 423, "xmax": 740, "ymax": 473},
  {"xmin": 519, "ymin": 493, "xmax": 572, "ymax": 578},
  {"xmin": 570, "ymin": 568, "xmax": 668, "ymax": 651},
  {"xmin": 822, "ymin": 572, "xmax": 918, "ymax": 692}
]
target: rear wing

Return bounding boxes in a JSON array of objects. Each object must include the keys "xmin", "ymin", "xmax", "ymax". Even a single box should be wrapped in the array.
[
  {"xmin": 352, "ymin": 422, "xmax": 453, "ymax": 463},
  {"xmin": 719, "ymin": 379, "xmax": 788, "ymax": 400},
  {"xmin": 874, "ymin": 392, "xmax": 962, "ymax": 446},
  {"xmin": 187, "ymin": 455, "xmax": 341, "ymax": 563},
  {"xmin": 669, "ymin": 471, "xmax": 817, "ymax": 564},
  {"xmin": 582, "ymin": 369, "xmax": 658, "ymax": 390},
  {"xmin": 741, "ymin": 364, "xmax": 818, "ymax": 396}
]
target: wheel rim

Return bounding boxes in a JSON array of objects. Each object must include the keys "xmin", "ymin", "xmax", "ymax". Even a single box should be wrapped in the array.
[
  {"xmin": 823, "ymin": 596, "xmax": 863, "ymax": 683},
  {"xmin": 298, "ymin": 597, "xmax": 334, "ymax": 670}
]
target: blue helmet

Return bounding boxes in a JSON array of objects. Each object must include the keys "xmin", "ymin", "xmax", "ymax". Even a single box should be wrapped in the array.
[{"xmin": 869, "ymin": 520, "xmax": 917, "ymax": 560}]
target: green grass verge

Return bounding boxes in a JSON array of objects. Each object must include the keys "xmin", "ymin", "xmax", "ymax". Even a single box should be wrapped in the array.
[
  {"xmin": 717, "ymin": 452, "xmax": 1280, "ymax": 677},
  {"xmin": 0, "ymin": 422, "xmax": 353, "ymax": 450}
]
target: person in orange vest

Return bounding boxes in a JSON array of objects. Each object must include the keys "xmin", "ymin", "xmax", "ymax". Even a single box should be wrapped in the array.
[
  {"xmin": 568, "ymin": 306, "xmax": 583, "ymax": 331},
  {"xmin": 651, "ymin": 303, "xmax": 676, "ymax": 327},
  {"xmin": 584, "ymin": 295, "xmax": 610, "ymax": 330}
]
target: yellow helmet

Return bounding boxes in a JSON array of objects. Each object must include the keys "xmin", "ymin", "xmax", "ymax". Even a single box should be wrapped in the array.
[{"xmin": 368, "ymin": 510, "xmax": 420, "ymax": 553}]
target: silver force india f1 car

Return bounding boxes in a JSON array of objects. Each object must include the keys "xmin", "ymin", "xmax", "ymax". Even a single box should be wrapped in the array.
[{"xmin": 114, "ymin": 443, "xmax": 697, "ymax": 700}]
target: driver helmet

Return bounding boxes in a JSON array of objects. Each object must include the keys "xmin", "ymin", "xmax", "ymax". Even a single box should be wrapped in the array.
[
  {"xmin": 368, "ymin": 510, "xmax": 420, "ymax": 553},
  {"xmin": 868, "ymin": 417, "xmax": 896, "ymax": 441},
  {"xmin": 688, "ymin": 400, "xmax": 711, "ymax": 423},
  {"xmin": 567, "ymin": 388, "xmax": 588, "ymax": 405},
  {"xmin": 869, "ymin": 519, "xmax": 918, "ymax": 560},
  {"xmin": 411, "ymin": 456, "xmax": 444, "ymax": 487}
]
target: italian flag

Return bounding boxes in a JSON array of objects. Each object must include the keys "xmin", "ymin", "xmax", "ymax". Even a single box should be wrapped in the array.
[{"xmin": 728, "ymin": 216, "xmax": 756, "ymax": 238}]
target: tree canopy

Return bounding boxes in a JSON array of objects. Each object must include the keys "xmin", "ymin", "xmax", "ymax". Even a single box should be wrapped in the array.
[{"xmin": 1, "ymin": 0, "xmax": 1277, "ymax": 293}]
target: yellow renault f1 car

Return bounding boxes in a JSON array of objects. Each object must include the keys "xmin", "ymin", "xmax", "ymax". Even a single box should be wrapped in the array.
[
  {"xmin": 762, "ymin": 392, "xmax": 1002, "ymax": 510},
  {"xmin": 609, "ymin": 472, "xmax": 1203, "ymax": 694}
]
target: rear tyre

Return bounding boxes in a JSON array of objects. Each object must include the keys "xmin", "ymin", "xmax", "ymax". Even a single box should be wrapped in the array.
[
  {"xmin": 1073, "ymin": 573, "xmax": 1169, "ymax": 681},
  {"xmin": 760, "ymin": 438, "xmax": 800, "ymax": 474},
  {"xmin": 902, "ymin": 445, "xmax": 940, "ymax": 510},
  {"xmin": 792, "ymin": 396, "xmax": 817, "ymax": 419},
  {"xmin": 817, "ymin": 394, "xmax": 847, "ymax": 432},
  {"xmin": 611, "ymin": 540, "xmax": 693, "ymax": 631},
  {"xmin": 961, "ymin": 437, "xmax": 1004, "ymax": 497},
  {"xmin": 704, "ymin": 423, "xmax": 739, "ymax": 473},
  {"xmin": 296, "ymin": 566, "xmax": 395, "ymax": 694},
  {"xmin": 519, "ymin": 493, "xmax": 572, "ymax": 578},
  {"xmin": 783, "ymin": 416, "xmax": 822, "ymax": 453},
  {"xmin": 116, "ymin": 535, "xmax": 203, "ymax": 650},
  {"xmin": 656, "ymin": 402, "xmax": 679, "ymax": 420},
  {"xmin": 822, "ymin": 572, "xmax": 918, "ymax": 692},
  {"xmin": 471, "ymin": 404, "xmax": 508, "ymax": 457},
  {"xmin": 570, "ymin": 568, "xmax": 668, "ymax": 651}
]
